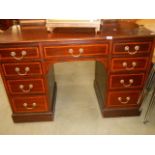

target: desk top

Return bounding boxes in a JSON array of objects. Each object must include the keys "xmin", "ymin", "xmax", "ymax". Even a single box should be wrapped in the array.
[{"xmin": 0, "ymin": 21, "xmax": 154, "ymax": 44}]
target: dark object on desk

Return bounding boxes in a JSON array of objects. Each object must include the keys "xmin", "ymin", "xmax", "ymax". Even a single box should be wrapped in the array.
[
  {"xmin": 52, "ymin": 27, "xmax": 96, "ymax": 34},
  {"xmin": 0, "ymin": 19, "xmax": 14, "ymax": 30}
]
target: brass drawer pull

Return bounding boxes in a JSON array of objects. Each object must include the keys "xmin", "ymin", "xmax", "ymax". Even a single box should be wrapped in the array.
[
  {"xmin": 118, "ymin": 96, "xmax": 130, "ymax": 104},
  {"xmin": 23, "ymin": 102, "xmax": 37, "ymax": 110},
  {"xmin": 10, "ymin": 50, "xmax": 27, "ymax": 60},
  {"xmin": 122, "ymin": 61, "xmax": 137, "ymax": 70},
  {"xmin": 15, "ymin": 66, "xmax": 30, "ymax": 75},
  {"xmin": 19, "ymin": 84, "xmax": 33, "ymax": 93},
  {"xmin": 120, "ymin": 79, "xmax": 134, "ymax": 87},
  {"xmin": 68, "ymin": 48, "xmax": 84, "ymax": 58},
  {"xmin": 124, "ymin": 45, "xmax": 140, "ymax": 55}
]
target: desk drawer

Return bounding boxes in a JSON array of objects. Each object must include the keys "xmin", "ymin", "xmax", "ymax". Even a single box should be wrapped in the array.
[
  {"xmin": 11, "ymin": 96, "xmax": 49, "ymax": 113},
  {"xmin": 109, "ymin": 73, "xmax": 145, "ymax": 90},
  {"xmin": 7, "ymin": 78, "xmax": 45, "ymax": 95},
  {"xmin": 111, "ymin": 57, "xmax": 149, "ymax": 72},
  {"xmin": 112, "ymin": 42, "xmax": 151, "ymax": 55},
  {"xmin": 107, "ymin": 90, "xmax": 140, "ymax": 108},
  {"xmin": 0, "ymin": 47, "xmax": 40, "ymax": 62},
  {"xmin": 2, "ymin": 62, "xmax": 43, "ymax": 77},
  {"xmin": 43, "ymin": 44, "xmax": 108, "ymax": 59}
]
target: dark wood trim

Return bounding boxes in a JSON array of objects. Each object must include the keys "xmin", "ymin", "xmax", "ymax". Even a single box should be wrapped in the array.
[
  {"xmin": 102, "ymin": 107, "xmax": 141, "ymax": 117},
  {"xmin": 94, "ymin": 79, "xmax": 104, "ymax": 113},
  {"xmin": 12, "ymin": 112, "xmax": 54, "ymax": 123}
]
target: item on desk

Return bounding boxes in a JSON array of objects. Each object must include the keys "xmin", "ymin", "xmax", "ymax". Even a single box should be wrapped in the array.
[{"xmin": 46, "ymin": 19, "xmax": 101, "ymax": 33}]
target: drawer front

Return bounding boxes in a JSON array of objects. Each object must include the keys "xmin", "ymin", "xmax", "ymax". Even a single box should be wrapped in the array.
[
  {"xmin": 112, "ymin": 42, "xmax": 151, "ymax": 55},
  {"xmin": 0, "ymin": 47, "xmax": 40, "ymax": 61},
  {"xmin": 107, "ymin": 91, "xmax": 141, "ymax": 107},
  {"xmin": 11, "ymin": 96, "xmax": 49, "ymax": 113},
  {"xmin": 7, "ymin": 78, "xmax": 45, "ymax": 95},
  {"xmin": 109, "ymin": 73, "xmax": 145, "ymax": 90},
  {"xmin": 111, "ymin": 57, "xmax": 149, "ymax": 72},
  {"xmin": 2, "ymin": 62, "xmax": 42, "ymax": 77},
  {"xmin": 43, "ymin": 44, "xmax": 108, "ymax": 59}
]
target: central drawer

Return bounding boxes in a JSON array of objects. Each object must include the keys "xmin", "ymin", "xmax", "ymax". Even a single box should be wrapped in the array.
[
  {"xmin": 11, "ymin": 96, "xmax": 49, "ymax": 113},
  {"xmin": 43, "ymin": 44, "xmax": 108, "ymax": 59}
]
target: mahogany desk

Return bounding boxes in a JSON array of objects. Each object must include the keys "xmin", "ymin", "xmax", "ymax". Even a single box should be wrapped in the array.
[{"xmin": 0, "ymin": 22, "xmax": 154, "ymax": 123}]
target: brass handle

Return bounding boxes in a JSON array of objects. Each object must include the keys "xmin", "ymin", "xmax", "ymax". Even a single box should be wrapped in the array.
[
  {"xmin": 23, "ymin": 102, "xmax": 36, "ymax": 110},
  {"xmin": 122, "ymin": 61, "xmax": 137, "ymax": 70},
  {"xmin": 15, "ymin": 66, "xmax": 30, "ymax": 75},
  {"xmin": 118, "ymin": 96, "xmax": 130, "ymax": 104},
  {"xmin": 10, "ymin": 50, "xmax": 27, "ymax": 60},
  {"xmin": 120, "ymin": 79, "xmax": 134, "ymax": 88},
  {"xmin": 19, "ymin": 84, "xmax": 33, "ymax": 93},
  {"xmin": 68, "ymin": 48, "xmax": 84, "ymax": 58},
  {"xmin": 124, "ymin": 45, "xmax": 140, "ymax": 55}
]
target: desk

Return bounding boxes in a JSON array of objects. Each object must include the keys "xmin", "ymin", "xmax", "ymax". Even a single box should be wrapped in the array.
[{"xmin": 0, "ymin": 21, "xmax": 154, "ymax": 122}]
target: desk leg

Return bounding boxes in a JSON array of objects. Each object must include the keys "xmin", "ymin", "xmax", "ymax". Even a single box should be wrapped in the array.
[
  {"xmin": 12, "ymin": 82, "xmax": 57, "ymax": 123},
  {"xmin": 94, "ymin": 61, "xmax": 140, "ymax": 117},
  {"xmin": 94, "ymin": 61, "xmax": 107, "ymax": 115},
  {"xmin": 12, "ymin": 66, "xmax": 57, "ymax": 123}
]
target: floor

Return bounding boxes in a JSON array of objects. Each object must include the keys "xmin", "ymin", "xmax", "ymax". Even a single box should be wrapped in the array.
[{"xmin": 0, "ymin": 61, "xmax": 155, "ymax": 135}]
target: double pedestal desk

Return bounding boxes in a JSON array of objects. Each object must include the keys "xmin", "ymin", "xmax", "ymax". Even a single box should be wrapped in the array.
[{"xmin": 0, "ymin": 23, "xmax": 154, "ymax": 122}]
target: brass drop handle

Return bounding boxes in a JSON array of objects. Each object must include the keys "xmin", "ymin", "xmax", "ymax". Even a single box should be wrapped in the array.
[
  {"xmin": 120, "ymin": 79, "xmax": 134, "ymax": 87},
  {"xmin": 10, "ymin": 50, "xmax": 27, "ymax": 60},
  {"xmin": 23, "ymin": 102, "xmax": 37, "ymax": 110},
  {"xmin": 68, "ymin": 48, "xmax": 84, "ymax": 58},
  {"xmin": 122, "ymin": 61, "xmax": 137, "ymax": 70},
  {"xmin": 118, "ymin": 96, "xmax": 130, "ymax": 104},
  {"xmin": 19, "ymin": 84, "xmax": 33, "ymax": 93},
  {"xmin": 15, "ymin": 66, "xmax": 30, "ymax": 75},
  {"xmin": 124, "ymin": 45, "xmax": 140, "ymax": 55}
]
